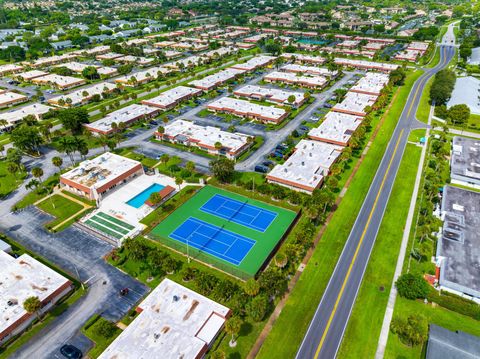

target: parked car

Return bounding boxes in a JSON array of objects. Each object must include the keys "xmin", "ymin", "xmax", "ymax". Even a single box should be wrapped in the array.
[
  {"xmin": 60, "ymin": 345, "xmax": 82, "ymax": 359},
  {"xmin": 324, "ymin": 103, "xmax": 333, "ymax": 108},
  {"xmin": 254, "ymin": 165, "xmax": 269, "ymax": 173},
  {"xmin": 262, "ymin": 160, "xmax": 275, "ymax": 167},
  {"xmin": 270, "ymin": 151, "xmax": 284, "ymax": 159}
]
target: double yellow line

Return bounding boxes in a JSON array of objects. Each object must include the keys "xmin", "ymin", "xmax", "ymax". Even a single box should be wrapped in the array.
[{"xmin": 312, "ymin": 45, "xmax": 450, "ymax": 359}]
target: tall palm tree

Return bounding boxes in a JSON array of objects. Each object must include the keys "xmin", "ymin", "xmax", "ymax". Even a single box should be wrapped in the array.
[
  {"xmin": 31, "ymin": 166, "xmax": 43, "ymax": 181},
  {"xmin": 52, "ymin": 156, "xmax": 63, "ymax": 171}
]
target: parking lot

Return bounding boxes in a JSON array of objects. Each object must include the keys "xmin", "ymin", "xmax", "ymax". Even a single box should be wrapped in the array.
[{"xmin": 1, "ymin": 207, "xmax": 148, "ymax": 359}]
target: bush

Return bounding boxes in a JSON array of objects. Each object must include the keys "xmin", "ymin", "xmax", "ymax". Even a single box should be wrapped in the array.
[
  {"xmin": 427, "ymin": 290, "xmax": 480, "ymax": 320},
  {"xmin": 246, "ymin": 295, "xmax": 269, "ymax": 322},
  {"xmin": 94, "ymin": 319, "xmax": 117, "ymax": 338},
  {"xmin": 390, "ymin": 314, "xmax": 428, "ymax": 346},
  {"xmin": 395, "ymin": 273, "xmax": 430, "ymax": 300}
]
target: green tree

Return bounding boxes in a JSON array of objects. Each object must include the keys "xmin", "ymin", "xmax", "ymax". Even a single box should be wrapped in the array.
[
  {"xmin": 395, "ymin": 273, "xmax": 430, "ymax": 300},
  {"xmin": 390, "ymin": 314, "xmax": 428, "ymax": 346},
  {"xmin": 82, "ymin": 66, "xmax": 99, "ymax": 80},
  {"xmin": 52, "ymin": 156, "xmax": 63, "ymax": 171},
  {"xmin": 243, "ymin": 278, "xmax": 260, "ymax": 296},
  {"xmin": 148, "ymin": 191, "xmax": 162, "ymax": 205},
  {"xmin": 23, "ymin": 296, "xmax": 42, "ymax": 320},
  {"xmin": 10, "ymin": 125, "xmax": 43, "ymax": 154},
  {"xmin": 246, "ymin": 295, "xmax": 268, "ymax": 322},
  {"xmin": 224, "ymin": 316, "xmax": 242, "ymax": 346},
  {"xmin": 94, "ymin": 319, "xmax": 117, "ymax": 338},
  {"xmin": 209, "ymin": 158, "xmax": 235, "ymax": 183},
  {"xmin": 447, "ymin": 104, "xmax": 470, "ymax": 125},
  {"xmin": 31, "ymin": 166, "xmax": 43, "ymax": 181}
]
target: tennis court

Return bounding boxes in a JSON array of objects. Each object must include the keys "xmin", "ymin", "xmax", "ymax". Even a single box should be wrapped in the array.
[
  {"xmin": 170, "ymin": 217, "xmax": 255, "ymax": 265},
  {"xmin": 200, "ymin": 194, "xmax": 277, "ymax": 232},
  {"xmin": 150, "ymin": 185, "xmax": 298, "ymax": 278}
]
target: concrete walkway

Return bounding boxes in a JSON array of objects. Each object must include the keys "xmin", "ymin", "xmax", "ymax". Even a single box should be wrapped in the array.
[
  {"xmin": 433, "ymin": 126, "xmax": 480, "ymax": 139},
  {"xmin": 374, "ymin": 104, "xmax": 434, "ymax": 358}
]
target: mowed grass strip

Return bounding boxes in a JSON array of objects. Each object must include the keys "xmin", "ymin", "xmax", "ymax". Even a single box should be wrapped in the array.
[
  {"xmin": 37, "ymin": 194, "xmax": 84, "ymax": 228},
  {"xmin": 337, "ymin": 144, "xmax": 421, "ymax": 359},
  {"xmin": 150, "ymin": 185, "xmax": 297, "ymax": 277},
  {"xmin": 257, "ymin": 70, "xmax": 423, "ymax": 359}
]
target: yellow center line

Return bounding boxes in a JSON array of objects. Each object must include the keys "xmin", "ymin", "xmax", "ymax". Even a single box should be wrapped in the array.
[{"xmin": 312, "ymin": 45, "xmax": 450, "ymax": 359}]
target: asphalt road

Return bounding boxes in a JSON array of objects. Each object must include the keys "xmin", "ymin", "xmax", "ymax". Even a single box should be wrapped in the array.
[{"xmin": 296, "ymin": 44, "xmax": 455, "ymax": 359}]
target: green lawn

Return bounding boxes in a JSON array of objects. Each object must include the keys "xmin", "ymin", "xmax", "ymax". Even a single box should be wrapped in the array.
[
  {"xmin": 0, "ymin": 160, "xmax": 27, "ymax": 197},
  {"xmin": 257, "ymin": 70, "xmax": 424, "ymax": 359},
  {"xmin": 408, "ymin": 129, "xmax": 426, "ymax": 143},
  {"xmin": 14, "ymin": 174, "xmax": 61, "ymax": 210},
  {"xmin": 416, "ymin": 77, "xmax": 433, "ymax": 123},
  {"xmin": 384, "ymin": 297, "xmax": 480, "ymax": 359},
  {"xmin": 37, "ymin": 194, "xmax": 84, "ymax": 229},
  {"xmin": 82, "ymin": 315, "xmax": 122, "ymax": 358},
  {"xmin": 150, "ymin": 185, "xmax": 297, "ymax": 279},
  {"xmin": 337, "ymin": 143, "xmax": 422, "ymax": 359}
]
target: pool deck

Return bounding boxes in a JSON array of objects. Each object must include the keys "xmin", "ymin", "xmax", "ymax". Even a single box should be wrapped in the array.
[{"xmin": 81, "ymin": 172, "xmax": 196, "ymax": 242}]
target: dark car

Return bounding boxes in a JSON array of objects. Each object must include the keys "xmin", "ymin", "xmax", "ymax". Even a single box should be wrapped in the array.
[
  {"xmin": 254, "ymin": 165, "xmax": 269, "ymax": 173},
  {"xmin": 270, "ymin": 151, "xmax": 284, "ymax": 159},
  {"xmin": 262, "ymin": 160, "xmax": 275, "ymax": 167},
  {"xmin": 149, "ymin": 120, "xmax": 158, "ymax": 125},
  {"xmin": 60, "ymin": 345, "xmax": 82, "ymax": 359}
]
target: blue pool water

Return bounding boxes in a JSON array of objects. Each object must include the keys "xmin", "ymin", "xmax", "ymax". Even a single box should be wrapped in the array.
[{"xmin": 127, "ymin": 183, "xmax": 165, "ymax": 208}]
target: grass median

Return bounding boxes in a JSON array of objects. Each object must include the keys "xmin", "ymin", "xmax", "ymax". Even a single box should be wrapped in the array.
[
  {"xmin": 337, "ymin": 143, "xmax": 422, "ymax": 359},
  {"xmin": 256, "ymin": 70, "xmax": 423, "ymax": 359}
]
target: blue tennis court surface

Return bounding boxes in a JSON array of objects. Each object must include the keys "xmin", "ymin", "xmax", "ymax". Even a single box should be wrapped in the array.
[
  {"xmin": 200, "ymin": 194, "xmax": 277, "ymax": 232},
  {"xmin": 169, "ymin": 217, "xmax": 255, "ymax": 265}
]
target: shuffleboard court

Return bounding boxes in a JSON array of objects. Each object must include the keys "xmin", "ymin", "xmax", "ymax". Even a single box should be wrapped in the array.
[
  {"xmin": 200, "ymin": 194, "xmax": 277, "ymax": 232},
  {"xmin": 169, "ymin": 217, "xmax": 255, "ymax": 265}
]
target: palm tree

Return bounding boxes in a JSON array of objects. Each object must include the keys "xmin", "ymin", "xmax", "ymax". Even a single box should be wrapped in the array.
[
  {"xmin": 224, "ymin": 316, "xmax": 242, "ymax": 347},
  {"xmin": 23, "ymin": 296, "xmax": 43, "ymax": 321},
  {"xmin": 31, "ymin": 166, "xmax": 43, "ymax": 181},
  {"xmin": 274, "ymin": 252, "xmax": 288, "ymax": 268},
  {"xmin": 98, "ymin": 135, "xmax": 109, "ymax": 152},
  {"xmin": 214, "ymin": 141, "xmax": 222, "ymax": 158},
  {"xmin": 7, "ymin": 162, "xmax": 19, "ymax": 179},
  {"xmin": 243, "ymin": 278, "xmax": 260, "ymax": 296},
  {"xmin": 57, "ymin": 137, "xmax": 76, "ymax": 164},
  {"xmin": 0, "ymin": 119, "xmax": 8, "ymax": 131},
  {"xmin": 52, "ymin": 156, "xmax": 63, "ymax": 171},
  {"xmin": 175, "ymin": 176, "xmax": 183, "ymax": 190},
  {"xmin": 157, "ymin": 126, "xmax": 165, "ymax": 140},
  {"xmin": 25, "ymin": 179, "xmax": 40, "ymax": 191}
]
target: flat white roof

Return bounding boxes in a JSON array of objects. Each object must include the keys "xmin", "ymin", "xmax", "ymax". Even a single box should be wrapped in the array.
[
  {"xmin": 61, "ymin": 152, "xmax": 141, "ymax": 190},
  {"xmin": 350, "ymin": 72, "xmax": 390, "ymax": 95},
  {"xmin": 16, "ymin": 70, "xmax": 48, "ymax": 80},
  {"xmin": 48, "ymin": 82, "xmax": 116, "ymax": 106},
  {"xmin": 308, "ymin": 112, "xmax": 363, "ymax": 145},
  {"xmin": 208, "ymin": 97, "xmax": 287, "ymax": 121},
  {"xmin": 0, "ymin": 251, "xmax": 70, "ymax": 335},
  {"xmin": 163, "ymin": 119, "xmax": 250, "ymax": 153},
  {"xmin": 334, "ymin": 57, "xmax": 399, "ymax": 72},
  {"xmin": 0, "ymin": 103, "xmax": 53, "ymax": 126},
  {"xmin": 0, "ymin": 63, "xmax": 23, "ymax": 75},
  {"xmin": 268, "ymin": 139, "xmax": 343, "ymax": 191},
  {"xmin": 407, "ymin": 41, "xmax": 429, "ymax": 51},
  {"xmin": 264, "ymin": 71, "xmax": 327, "ymax": 88},
  {"xmin": 55, "ymin": 62, "xmax": 117, "ymax": 76},
  {"xmin": 98, "ymin": 278, "xmax": 230, "ymax": 359},
  {"xmin": 394, "ymin": 49, "xmax": 422, "ymax": 61},
  {"xmin": 189, "ymin": 68, "xmax": 246, "ymax": 89},
  {"xmin": 333, "ymin": 91, "xmax": 378, "ymax": 116},
  {"xmin": 83, "ymin": 45, "xmax": 111, "ymax": 55},
  {"xmin": 281, "ymin": 53, "xmax": 325, "ymax": 64},
  {"xmin": 30, "ymin": 53, "xmax": 77, "ymax": 67},
  {"xmin": 142, "ymin": 86, "xmax": 201, "ymax": 108},
  {"xmin": 231, "ymin": 55, "xmax": 276, "ymax": 71},
  {"xmin": 164, "ymin": 55, "xmax": 202, "ymax": 69},
  {"xmin": 87, "ymin": 104, "xmax": 158, "ymax": 133},
  {"xmin": 234, "ymin": 85, "xmax": 305, "ymax": 106},
  {"xmin": 32, "ymin": 74, "xmax": 85, "ymax": 88},
  {"xmin": 0, "ymin": 91, "xmax": 27, "ymax": 106},
  {"xmin": 281, "ymin": 64, "xmax": 337, "ymax": 77},
  {"xmin": 115, "ymin": 66, "xmax": 172, "ymax": 85}
]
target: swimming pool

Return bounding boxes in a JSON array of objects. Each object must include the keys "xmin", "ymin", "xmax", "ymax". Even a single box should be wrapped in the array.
[{"xmin": 127, "ymin": 183, "xmax": 165, "ymax": 208}]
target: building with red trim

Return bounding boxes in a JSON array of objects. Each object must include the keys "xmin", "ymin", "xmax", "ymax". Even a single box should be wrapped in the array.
[
  {"xmin": 308, "ymin": 112, "xmax": 363, "ymax": 147},
  {"xmin": 0, "ymin": 251, "xmax": 72, "ymax": 345},
  {"xmin": 155, "ymin": 119, "xmax": 252, "ymax": 159},
  {"xmin": 267, "ymin": 139, "xmax": 343, "ymax": 193},
  {"xmin": 98, "ymin": 278, "xmax": 231, "ymax": 359},
  {"xmin": 207, "ymin": 97, "xmax": 288, "ymax": 124},
  {"xmin": 60, "ymin": 152, "xmax": 144, "ymax": 200}
]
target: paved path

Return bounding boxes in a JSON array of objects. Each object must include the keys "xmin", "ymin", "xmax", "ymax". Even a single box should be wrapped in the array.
[
  {"xmin": 433, "ymin": 126, "xmax": 480, "ymax": 139},
  {"xmin": 296, "ymin": 44, "xmax": 455, "ymax": 359}
]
